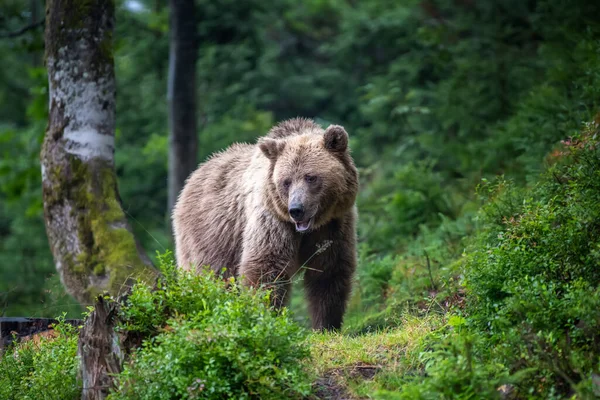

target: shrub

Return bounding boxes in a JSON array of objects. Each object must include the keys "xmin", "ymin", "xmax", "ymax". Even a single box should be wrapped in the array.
[
  {"xmin": 360, "ymin": 122, "xmax": 600, "ymax": 399},
  {"xmin": 0, "ymin": 252, "xmax": 312, "ymax": 400},
  {"xmin": 0, "ymin": 315, "xmax": 80, "ymax": 400},
  {"xmin": 462, "ymin": 123, "xmax": 600, "ymax": 397},
  {"xmin": 109, "ymin": 251, "xmax": 312, "ymax": 399},
  {"xmin": 356, "ymin": 314, "xmax": 515, "ymax": 400}
]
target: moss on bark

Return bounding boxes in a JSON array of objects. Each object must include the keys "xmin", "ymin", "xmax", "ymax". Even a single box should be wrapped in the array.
[
  {"xmin": 43, "ymin": 152, "xmax": 158, "ymax": 303},
  {"xmin": 70, "ymin": 157, "xmax": 156, "ymax": 299},
  {"xmin": 42, "ymin": 0, "xmax": 157, "ymax": 305}
]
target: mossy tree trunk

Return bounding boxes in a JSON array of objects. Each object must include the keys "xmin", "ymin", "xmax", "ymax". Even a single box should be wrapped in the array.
[
  {"xmin": 41, "ymin": 0, "xmax": 158, "ymax": 307},
  {"xmin": 167, "ymin": 0, "xmax": 199, "ymax": 214}
]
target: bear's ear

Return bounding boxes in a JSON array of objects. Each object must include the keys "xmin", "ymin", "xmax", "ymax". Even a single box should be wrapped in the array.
[
  {"xmin": 258, "ymin": 138, "xmax": 286, "ymax": 161},
  {"xmin": 324, "ymin": 125, "xmax": 348, "ymax": 153}
]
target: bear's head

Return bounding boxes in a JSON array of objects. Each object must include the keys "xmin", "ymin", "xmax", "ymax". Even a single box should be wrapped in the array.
[{"xmin": 258, "ymin": 120, "xmax": 358, "ymax": 232}]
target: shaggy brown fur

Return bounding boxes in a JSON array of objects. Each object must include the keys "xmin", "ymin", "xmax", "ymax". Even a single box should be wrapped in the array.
[{"xmin": 172, "ymin": 118, "xmax": 359, "ymax": 330}]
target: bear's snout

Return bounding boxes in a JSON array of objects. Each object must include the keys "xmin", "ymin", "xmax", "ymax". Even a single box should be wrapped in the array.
[{"xmin": 289, "ymin": 203, "xmax": 305, "ymax": 221}]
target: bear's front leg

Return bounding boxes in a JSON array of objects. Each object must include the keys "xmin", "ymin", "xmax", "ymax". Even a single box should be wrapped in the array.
[
  {"xmin": 302, "ymin": 214, "xmax": 357, "ymax": 331},
  {"xmin": 238, "ymin": 211, "xmax": 299, "ymax": 309},
  {"xmin": 303, "ymin": 257, "xmax": 354, "ymax": 331}
]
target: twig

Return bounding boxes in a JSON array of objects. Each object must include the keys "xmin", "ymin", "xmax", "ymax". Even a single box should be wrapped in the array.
[
  {"xmin": 0, "ymin": 19, "xmax": 45, "ymax": 39},
  {"xmin": 424, "ymin": 250, "xmax": 437, "ymax": 291}
]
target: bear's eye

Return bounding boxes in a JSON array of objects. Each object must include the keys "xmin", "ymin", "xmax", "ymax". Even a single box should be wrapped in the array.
[
  {"xmin": 282, "ymin": 179, "xmax": 292, "ymax": 189},
  {"xmin": 305, "ymin": 175, "xmax": 318, "ymax": 184}
]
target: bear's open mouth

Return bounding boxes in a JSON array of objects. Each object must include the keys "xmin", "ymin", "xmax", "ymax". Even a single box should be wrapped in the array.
[{"xmin": 294, "ymin": 218, "xmax": 313, "ymax": 232}]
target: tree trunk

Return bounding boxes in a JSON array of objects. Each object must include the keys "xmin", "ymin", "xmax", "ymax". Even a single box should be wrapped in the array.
[
  {"xmin": 167, "ymin": 0, "xmax": 198, "ymax": 214},
  {"xmin": 77, "ymin": 295, "xmax": 128, "ymax": 400},
  {"xmin": 42, "ymin": 0, "xmax": 158, "ymax": 306}
]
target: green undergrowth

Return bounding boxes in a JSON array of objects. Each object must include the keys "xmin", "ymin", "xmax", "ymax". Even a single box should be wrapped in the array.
[
  {"xmin": 308, "ymin": 120, "xmax": 600, "ymax": 399},
  {"xmin": 3, "ymin": 121, "xmax": 600, "ymax": 399},
  {"xmin": 0, "ymin": 253, "xmax": 313, "ymax": 400},
  {"xmin": 0, "ymin": 315, "xmax": 80, "ymax": 400},
  {"xmin": 459, "ymin": 123, "xmax": 600, "ymax": 398},
  {"xmin": 309, "ymin": 314, "xmax": 444, "ymax": 399},
  {"xmin": 109, "ymin": 253, "xmax": 312, "ymax": 400}
]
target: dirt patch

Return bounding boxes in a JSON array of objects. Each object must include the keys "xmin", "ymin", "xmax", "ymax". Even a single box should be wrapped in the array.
[
  {"xmin": 312, "ymin": 371, "xmax": 353, "ymax": 400},
  {"xmin": 312, "ymin": 363, "xmax": 382, "ymax": 399},
  {"xmin": 347, "ymin": 363, "xmax": 381, "ymax": 380}
]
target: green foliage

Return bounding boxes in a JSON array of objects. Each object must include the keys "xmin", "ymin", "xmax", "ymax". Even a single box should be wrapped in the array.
[
  {"xmin": 1, "ymin": 253, "xmax": 312, "ymax": 400},
  {"xmin": 109, "ymin": 251, "xmax": 312, "ymax": 399},
  {"xmin": 308, "ymin": 314, "xmax": 444, "ymax": 399},
  {"xmin": 0, "ymin": 66, "xmax": 79, "ymax": 317},
  {"xmin": 460, "ymin": 125, "xmax": 600, "ymax": 397},
  {"xmin": 3, "ymin": 0, "xmax": 600, "ymax": 397},
  {"xmin": 0, "ymin": 315, "xmax": 81, "ymax": 400},
  {"xmin": 3, "ymin": 0, "xmax": 600, "ymax": 319},
  {"xmin": 375, "ymin": 330, "xmax": 512, "ymax": 400},
  {"xmin": 358, "ymin": 160, "xmax": 460, "ymax": 253},
  {"xmin": 336, "ymin": 124, "xmax": 600, "ymax": 399}
]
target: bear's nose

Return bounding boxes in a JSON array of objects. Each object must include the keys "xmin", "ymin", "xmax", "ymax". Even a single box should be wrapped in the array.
[{"xmin": 289, "ymin": 204, "xmax": 305, "ymax": 221}]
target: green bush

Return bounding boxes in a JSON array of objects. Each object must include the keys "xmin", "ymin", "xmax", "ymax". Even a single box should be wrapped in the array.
[
  {"xmin": 109, "ymin": 251, "xmax": 312, "ymax": 399},
  {"xmin": 0, "ymin": 252, "xmax": 312, "ymax": 400},
  {"xmin": 349, "ymin": 122, "xmax": 600, "ymax": 399},
  {"xmin": 461, "ymin": 123, "xmax": 600, "ymax": 397},
  {"xmin": 0, "ymin": 315, "xmax": 80, "ymax": 400}
]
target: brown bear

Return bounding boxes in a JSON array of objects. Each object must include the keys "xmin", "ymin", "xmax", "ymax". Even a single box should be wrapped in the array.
[{"xmin": 171, "ymin": 118, "xmax": 359, "ymax": 330}]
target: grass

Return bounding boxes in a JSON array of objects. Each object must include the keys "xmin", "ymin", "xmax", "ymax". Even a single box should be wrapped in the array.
[{"xmin": 308, "ymin": 314, "xmax": 445, "ymax": 399}]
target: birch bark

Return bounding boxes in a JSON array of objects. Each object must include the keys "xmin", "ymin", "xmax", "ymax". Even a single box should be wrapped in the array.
[{"xmin": 42, "ymin": 0, "xmax": 158, "ymax": 306}]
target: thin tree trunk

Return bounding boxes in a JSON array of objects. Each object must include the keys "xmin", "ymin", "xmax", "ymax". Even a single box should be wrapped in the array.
[
  {"xmin": 41, "ymin": 0, "xmax": 158, "ymax": 306},
  {"xmin": 167, "ymin": 0, "xmax": 198, "ymax": 214}
]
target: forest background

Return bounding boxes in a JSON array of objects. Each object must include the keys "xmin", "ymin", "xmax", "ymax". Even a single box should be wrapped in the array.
[{"xmin": 1, "ymin": 0, "xmax": 600, "ymax": 398}]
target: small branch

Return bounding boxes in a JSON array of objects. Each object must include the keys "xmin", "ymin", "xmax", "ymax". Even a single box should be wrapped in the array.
[
  {"xmin": 551, "ymin": 170, "xmax": 564, "ymax": 185},
  {"xmin": 424, "ymin": 250, "xmax": 437, "ymax": 291},
  {"xmin": 0, "ymin": 19, "xmax": 44, "ymax": 39}
]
